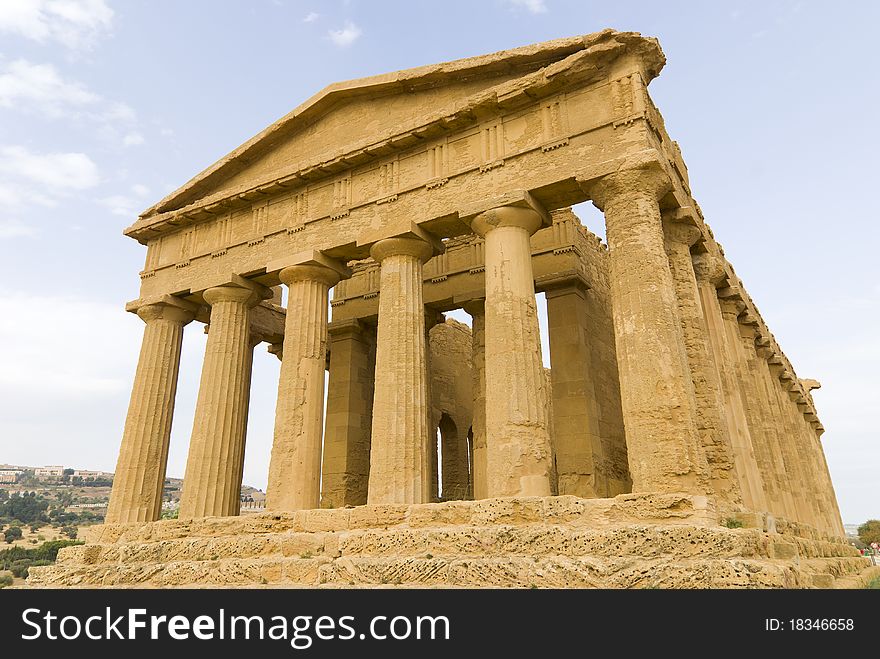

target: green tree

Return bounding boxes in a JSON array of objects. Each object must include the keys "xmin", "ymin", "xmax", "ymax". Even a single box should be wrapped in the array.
[
  {"xmin": 4, "ymin": 526, "xmax": 22, "ymax": 543},
  {"xmin": 60, "ymin": 525, "xmax": 78, "ymax": 540},
  {"xmin": 858, "ymin": 520, "xmax": 880, "ymax": 546}
]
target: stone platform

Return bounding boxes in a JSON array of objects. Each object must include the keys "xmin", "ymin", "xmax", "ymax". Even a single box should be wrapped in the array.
[{"xmin": 27, "ymin": 494, "xmax": 869, "ymax": 589}]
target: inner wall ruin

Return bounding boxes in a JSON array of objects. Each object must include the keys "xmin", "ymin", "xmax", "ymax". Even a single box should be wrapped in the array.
[{"xmin": 30, "ymin": 30, "xmax": 869, "ymax": 589}]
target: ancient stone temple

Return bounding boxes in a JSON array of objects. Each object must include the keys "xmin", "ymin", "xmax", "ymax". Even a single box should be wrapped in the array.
[{"xmin": 30, "ymin": 30, "xmax": 870, "ymax": 588}]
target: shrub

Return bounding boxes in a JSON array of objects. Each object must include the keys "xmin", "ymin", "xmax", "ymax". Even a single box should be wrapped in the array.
[
  {"xmin": 723, "ymin": 518, "xmax": 744, "ymax": 529},
  {"xmin": 0, "ymin": 574, "xmax": 12, "ymax": 588}
]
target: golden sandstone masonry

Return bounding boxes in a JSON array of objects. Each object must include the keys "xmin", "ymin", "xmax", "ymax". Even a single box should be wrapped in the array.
[{"xmin": 30, "ymin": 30, "xmax": 872, "ymax": 588}]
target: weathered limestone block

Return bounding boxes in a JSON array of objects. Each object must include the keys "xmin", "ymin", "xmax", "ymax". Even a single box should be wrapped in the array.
[
  {"xmin": 179, "ymin": 282, "xmax": 269, "ymax": 519},
  {"xmin": 590, "ymin": 167, "xmax": 704, "ymax": 494},
  {"xmin": 267, "ymin": 263, "xmax": 343, "ymax": 511},
  {"xmin": 107, "ymin": 298, "xmax": 196, "ymax": 523},
  {"xmin": 471, "ymin": 204, "xmax": 554, "ymax": 497},
  {"xmin": 367, "ymin": 237, "xmax": 435, "ymax": 505}
]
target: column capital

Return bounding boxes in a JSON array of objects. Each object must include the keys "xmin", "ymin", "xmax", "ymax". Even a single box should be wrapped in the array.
[
  {"xmin": 279, "ymin": 264, "xmax": 342, "ymax": 288},
  {"xmin": 470, "ymin": 204, "xmax": 544, "ymax": 238},
  {"xmin": 369, "ymin": 236, "xmax": 434, "ymax": 263},
  {"xmin": 129, "ymin": 294, "xmax": 198, "ymax": 325},
  {"xmin": 328, "ymin": 318, "xmax": 367, "ymax": 340},
  {"xmin": 136, "ymin": 300, "xmax": 197, "ymax": 325},
  {"xmin": 691, "ymin": 251, "xmax": 727, "ymax": 286},
  {"xmin": 662, "ymin": 220, "xmax": 702, "ymax": 247},
  {"xmin": 461, "ymin": 298, "xmax": 485, "ymax": 317},
  {"xmin": 268, "ymin": 249, "xmax": 350, "ymax": 283},
  {"xmin": 589, "ymin": 165, "xmax": 671, "ymax": 211},
  {"xmin": 800, "ymin": 378, "xmax": 821, "ymax": 392},
  {"xmin": 718, "ymin": 296, "xmax": 745, "ymax": 317},
  {"xmin": 204, "ymin": 285, "xmax": 263, "ymax": 307}
]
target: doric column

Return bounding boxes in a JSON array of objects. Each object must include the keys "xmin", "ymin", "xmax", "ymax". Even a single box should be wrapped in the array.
[
  {"xmin": 663, "ymin": 219, "xmax": 741, "ymax": 506},
  {"xmin": 692, "ymin": 254, "xmax": 767, "ymax": 512},
  {"xmin": 321, "ymin": 319, "xmax": 375, "ymax": 508},
  {"xmin": 230, "ymin": 330, "xmax": 263, "ymax": 516},
  {"xmin": 590, "ymin": 168, "xmax": 703, "ymax": 494},
  {"xmin": 738, "ymin": 317, "xmax": 798, "ymax": 522},
  {"xmin": 717, "ymin": 293, "xmax": 784, "ymax": 518},
  {"xmin": 179, "ymin": 281, "xmax": 268, "ymax": 519},
  {"xmin": 367, "ymin": 237, "xmax": 435, "ymax": 504},
  {"xmin": 266, "ymin": 261, "xmax": 345, "ymax": 511},
  {"xmin": 462, "ymin": 299, "xmax": 487, "ymax": 500},
  {"xmin": 545, "ymin": 281, "xmax": 603, "ymax": 498},
  {"xmin": 470, "ymin": 205, "xmax": 554, "ymax": 497},
  {"xmin": 106, "ymin": 297, "xmax": 196, "ymax": 523},
  {"xmin": 762, "ymin": 354, "xmax": 818, "ymax": 527}
]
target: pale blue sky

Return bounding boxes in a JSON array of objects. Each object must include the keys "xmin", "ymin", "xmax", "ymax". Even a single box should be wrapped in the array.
[{"xmin": 0, "ymin": 1, "xmax": 876, "ymax": 523}]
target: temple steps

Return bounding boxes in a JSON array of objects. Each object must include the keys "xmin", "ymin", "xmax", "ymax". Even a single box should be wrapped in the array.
[{"xmin": 26, "ymin": 494, "xmax": 870, "ymax": 589}]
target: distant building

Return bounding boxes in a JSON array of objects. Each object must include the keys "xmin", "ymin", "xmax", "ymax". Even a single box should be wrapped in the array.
[
  {"xmin": 34, "ymin": 465, "xmax": 64, "ymax": 478},
  {"xmin": 0, "ymin": 469, "xmax": 23, "ymax": 484},
  {"xmin": 72, "ymin": 470, "xmax": 111, "ymax": 480}
]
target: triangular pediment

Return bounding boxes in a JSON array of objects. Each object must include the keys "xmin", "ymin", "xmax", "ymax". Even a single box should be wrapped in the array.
[{"xmin": 135, "ymin": 29, "xmax": 663, "ymax": 227}]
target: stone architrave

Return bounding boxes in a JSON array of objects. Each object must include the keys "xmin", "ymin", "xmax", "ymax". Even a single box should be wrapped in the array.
[
  {"xmin": 591, "ymin": 167, "xmax": 704, "ymax": 494},
  {"xmin": 106, "ymin": 297, "xmax": 196, "ymax": 523},
  {"xmin": 179, "ymin": 281, "xmax": 269, "ymax": 520},
  {"xmin": 470, "ymin": 202, "xmax": 554, "ymax": 498}
]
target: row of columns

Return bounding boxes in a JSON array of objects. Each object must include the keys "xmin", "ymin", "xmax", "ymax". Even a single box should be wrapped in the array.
[
  {"xmin": 108, "ymin": 167, "xmax": 841, "ymax": 537},
  {"xmin": 107, "ymin": 201, "xmax": 557, "ymax": 523},
  {"xmin": 590, "ymin": 165, "xmax": 841, "ymax": 535}
]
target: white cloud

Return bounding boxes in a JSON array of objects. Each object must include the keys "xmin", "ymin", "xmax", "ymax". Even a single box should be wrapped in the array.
[
  {"xmin": 97, "ymin": 183, "xmax": 150, "ymax": 216},
  {"xmin": 0, "ymin": 218, "xmax": 38, "ymax": 238},
  {"xmin": 0, "ymin": 59, "xmax": 139, "ymax": 143},
  {"xmin": 0, "ymin": 145, "xmax": 100, "ymax": 190},
  {"xmin": 0, "ymin": 290, "xmax": 137, "ymax": 395},
  {"xmin": 0, "ymin": 59, "xmax": 98, "ymax": 115},
  {"xmin": 122, "ymin": 131, "xmax": 144, "ymax": 146},
  {"xmin": 328, "ymin": 21, "xmax": 362, "ymax": 47},
  {"xmin": 0, "ymin": 0, "xmax": 114, "ymax": 50},
  {"xmin": 97, "ymin": 193, "xmax": 136, "ymax": 216},
  {"xmin": 503, "ymin": 0, "xmax": 548, "ymax": 14},
  {"xmin": 303, "ymin": 11, "xmax": 319, "ymax": 23}
]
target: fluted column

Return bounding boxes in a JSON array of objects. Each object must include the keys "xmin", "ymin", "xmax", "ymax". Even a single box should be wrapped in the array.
[
  {"xmin": 591, "ymin": 168, "xmax": 703, "ymax": 494},
  {"xmin": 738, "ymin": 319, "xmax": 798, "ymax": 522},
  {"xmin": 718, "ymin": 296, "xmax": 781, "ymax": 513},
  {"xmin": 106, "ymin": 298, "xmax": 195, "ymax": 523},
  {"xmin": 367, "ymin": 237, "xmax": 434, "ymax": 505},
  {"xmin": 762, "ymin": 354, "xmax": 818, "ymax": 527},
  {"xmin": 663, "ymin": 220, "xmax": 739, "ymax": 510},
  {"xmin": 230, "ymin": 330, "xmax": 263, "ymax": 516},
  {"xmin": 470, "ymin": 206, "xmax": 553, "ymax": 497},
  {"xmin": 693, "ymin": 254, "xmax": 767, "ymax": 512},
  {"xmin": 179, "ymin": 283, "xmax": 265, "ymax": 519},
  {"xmin": 267, "ymin": 264, "xmax": 341, "ymax": 511},
  {"xmin": 462, "ymin": 299, "xmax": 487, "ymax": 500}
]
